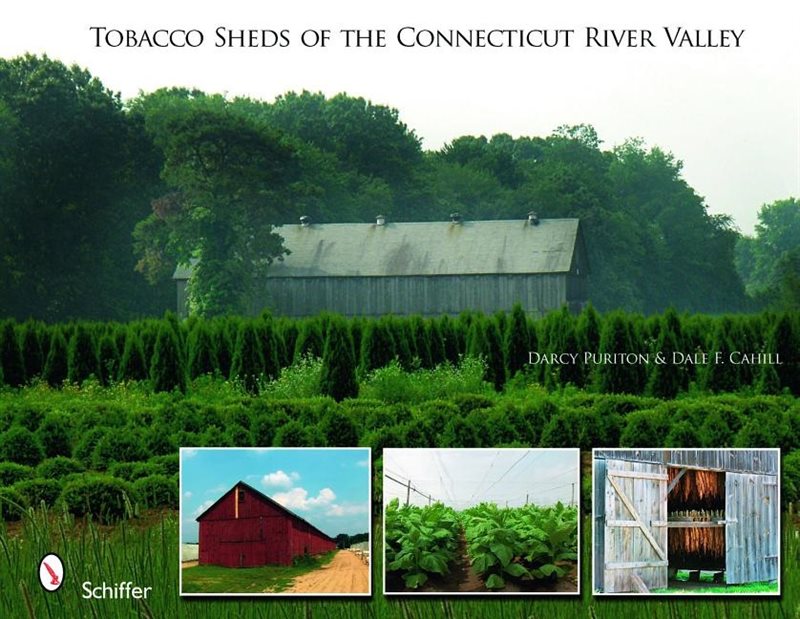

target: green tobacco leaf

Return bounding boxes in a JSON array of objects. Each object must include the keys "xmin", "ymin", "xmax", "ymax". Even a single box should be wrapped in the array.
[
  {"xmin": 419, "ymin": 553, "xmax": 447, "ymax": 574},
  {"xmin": 490, "ymin": 543, "xmax": 513, "ymax": 567},
  {"xmin": 485, "ymin": 573, "xmax": 506, "ymax": 589},
  {"xmin": 404, "ymin": 571, "xmax": 428, "ymax": 589},
  {"xmin": 503, "ymin": 562, "xmax": 530, "ymax": 578}
]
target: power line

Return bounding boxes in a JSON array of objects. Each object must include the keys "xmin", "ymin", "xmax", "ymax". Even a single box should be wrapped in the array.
[{"xmin": 479, "ymin": 451, "xmax": 532, "ymax": 498}]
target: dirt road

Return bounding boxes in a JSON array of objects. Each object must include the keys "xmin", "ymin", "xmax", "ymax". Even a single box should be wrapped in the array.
[{"xmin": 281, "ymin": 550, "xmax": 369, "ymax": 594}]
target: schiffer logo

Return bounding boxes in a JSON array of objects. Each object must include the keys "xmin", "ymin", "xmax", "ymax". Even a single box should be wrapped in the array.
[{"xmin": 38, "ymin": 553, "xmax": 64, "ymax": 592}]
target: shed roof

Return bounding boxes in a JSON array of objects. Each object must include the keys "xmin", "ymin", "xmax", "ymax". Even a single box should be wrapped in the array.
[
  {"xmin": 195, "ymin": 481, "xmax": 335, "ymax": 541},
  {"xmin": 173, "ymin": 218, "xmax": 582, "ymax": 279},
  {"xmin": 594, "ymin": 449, "xmax": 778, "ymax": 476}
]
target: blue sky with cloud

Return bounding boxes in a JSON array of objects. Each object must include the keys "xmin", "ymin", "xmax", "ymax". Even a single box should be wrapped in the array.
[{"xmin": 181, "ymin": 448, "xmax": 370, "ymax": 543}]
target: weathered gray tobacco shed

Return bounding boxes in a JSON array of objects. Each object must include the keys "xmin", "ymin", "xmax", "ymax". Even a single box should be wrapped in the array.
[
  {"xmin": 173, "ymin": 216, "xmax": 588, "ymax": 317},
  {"xmin": 593, "ymin": 449, "xmax": 779, "ymax": 593}
]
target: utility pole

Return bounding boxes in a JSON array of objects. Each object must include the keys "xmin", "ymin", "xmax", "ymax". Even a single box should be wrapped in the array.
[
  {"xmin": 406, "ymin": 479, "xmax": 411, "ymax": 506},
  {"xmin": 428, "ymin": 494, "xmax": 432, "ymax": 506},
  {"xmin": 571, "ymin": 483, "xmax": 575, "ymax": 507},
  {"xmin": 525, "ymin": 493, "xmax": 529, "ymax": 506}
]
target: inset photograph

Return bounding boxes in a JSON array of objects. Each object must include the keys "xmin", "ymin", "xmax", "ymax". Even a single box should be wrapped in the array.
[
  {"xmin": 383, "ymin": 448, "xmax": 579, "ymax": 594},
  {"xmin": 593, "ymin": 448, "xmax": 779, "ymax": 595},
  {"xmin": 180, "ymin": 447, "xmax": 371, "ymax": 596}
]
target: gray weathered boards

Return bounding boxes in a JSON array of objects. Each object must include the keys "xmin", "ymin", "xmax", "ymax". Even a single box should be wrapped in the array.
[
  {"xmin": 725, "ymin": 472, "xmax": 779, "ymax": 584},
  {"xmin": 601, "ymin": 458, "xmax": 668, "ymax": 593},
  {"xmin": 594, "ymin": 449, "xmax": 780, "ymax": 593},
  {"xmin": 173, "ymin": 217, "xmax": 589, "ymax": 317}
]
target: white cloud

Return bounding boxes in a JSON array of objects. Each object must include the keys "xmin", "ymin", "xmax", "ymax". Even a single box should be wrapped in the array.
[
  {"xmin": 261, "ymin": 470, "xmax": 300, "ymax": 488},
  {"xmin": 356, "ymin": 459, "xmax": 369, "ymax": 468},
  {"xmin": 273, "ymin": 487, "xmax": 336, "ymax": 511},
  {"xmin": 192, "ymin": 499, "xmax": 214, "ymax": 518},
  {"xmin": 182, "ymin": 449, "xmax": 198, "ymax": 458},
  {"xmin": 326, "ymin": 503, "xmax": 369, "ymax": 517},
  {"xmin": 184, "ymin": 491, "xmax": 192, "ymax": 499}
]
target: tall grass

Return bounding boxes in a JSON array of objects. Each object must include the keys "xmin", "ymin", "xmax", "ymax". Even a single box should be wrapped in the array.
[{"xmin": 0, "ymin": 510, "xmax": 796, "ymax": 618}]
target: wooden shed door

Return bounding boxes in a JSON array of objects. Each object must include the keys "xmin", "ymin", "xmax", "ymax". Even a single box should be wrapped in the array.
[
  {"xmin": 603, "ymin": 459, "xmax": 668, "ymax": 593},
  {"xmin": 725, "ymin": 472, "xmax": 778, "ymax": 584}
]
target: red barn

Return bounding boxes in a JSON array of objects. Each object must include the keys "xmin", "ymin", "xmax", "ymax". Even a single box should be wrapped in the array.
[{"xmin": 196, "ymin": 481, "xmax": 337, "ymax": 568}]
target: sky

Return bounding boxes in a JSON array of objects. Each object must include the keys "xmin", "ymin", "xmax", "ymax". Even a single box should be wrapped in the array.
[
  {"xmin": 383, "ymin": 449, "xmax": 579, "ymax": 509},
  {"xmin": 180, "ymin": 448, "xmax": 370, "ymax": 543},
  {"xmin": 1, "ymin": 1, "xmax": 797, "ymax": 234}
]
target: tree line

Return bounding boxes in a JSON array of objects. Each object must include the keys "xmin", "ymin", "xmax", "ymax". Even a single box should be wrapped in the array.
[
  {"xmin": 2, "ymin": 54, "xmax": 795, "ymax": 319},
  {"xmin": 0, "ymin": 306, "xmax": 797, "ymax": 399}
]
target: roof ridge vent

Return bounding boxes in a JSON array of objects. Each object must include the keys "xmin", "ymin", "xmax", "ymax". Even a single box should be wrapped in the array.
[
  {"xmin": 299, "ymin": 215, "xmax": 311, "ymax": 227},
  {"xmin": 449, "ymin": 212, "xmax": 462, "ymax": 224},
  {"xmin": 528, "ymin": 211, "xmax": 540, "ymax": 226},
  {"xmin": 376, "ymin": 214, "xmax": 386, "ymax": 226}
]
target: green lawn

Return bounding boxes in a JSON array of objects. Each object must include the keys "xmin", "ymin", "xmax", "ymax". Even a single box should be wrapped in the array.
[{"xmin": 182, "ymin": 552, "xmax": 336, "ymax": 594}]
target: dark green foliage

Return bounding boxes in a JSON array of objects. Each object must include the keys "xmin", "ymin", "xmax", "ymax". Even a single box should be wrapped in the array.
[
  {"xmin": 273, "ymin": 420, "xmax": 327, "ymax": 447},
  {"xmin": 36, "ymin": 457, "xmax": 85, "ymax": 479},
  {"xmin": 0, "ymin": 321, "xmax": 25, "ymax": 386},
  {"xmin": 320, "ymin": 318, "xmax": 358, "ymax": 402},
  {"xmin": 108, "ymin": 461, "xmax": 163, "ymax": 482},
  {"xmin": 259, "ymin": 318, "xmax": 281, "ymax": 381},
  {"xmin": 0, "ymin": 462, "xmax": 34, "ymax": 486},
  {"xmin": 768, "ymin": 313, "xmax": 800, "ymax": 395},
  {"xmin": 187, "ymin": 322, "xmax": 219, "ymax": 378},
  {"xmin": 118, "ymin": 331, "xmax": 148, "ymax": 381},
  {"xmin": 439, "ymin": 416, "xmax": 482, "ymax": 447},
  {"xmin": 133, "ymin": 474, "xmax": 177, "ymax": 508},
  {"xmin": 293, "ymin": 320, "xmax": 324, "ymax": 362},
  {"xmin": 595, "ymin": 313, "xmax": 642, "ymax": 394},
  {"xmin": 20, "ymin": 322, "xmax": 44, "ymax": 381},
  {"xmin": 150, "ymin": 323, "xmax": 186, "ymax": 393},
  {"xmin": 321, "ymin": 410, "xmax": 359, "ymax": 446},
  {"xmin": 702, "ymin": 317, "xmax": 740, "ymax": 393},
  {"xmin": 0, "ymin": 487, "xmax": 26, "ymax": 521},
  {"xmin": 67, "ymin": 324, "xmax": 100, "ymax": 384},
  {"xmin": 149, "ymin": 454, "xmax": 180, "ymax": 477},
  {"xmin": 619, "ymin": 410, "xmax": 669, "ymax": 447},
  {"xmin": 0, "ymin": 426, "xmax": 44, "ymax": 466},
  {"xmin": 91, "ymin": 429, "xmax": 150, "ymax": 470},
  {"xmin": 665, "ymin": 420, "xmax": 703, "ymax": 447},
  {"xmin": 13, "ymin": 478, "xmax": 61, "ymax": 507},
  {"xmin": 60, "ymin": 475, "xmax": 136, "ymax": 522},
  {"xmin": 359, "ymin": 320, "xmax": 396, "ymax": 374},
  {"xmin": 36, "ymin": 413, "xmax": 72, "ymax": 458},
  {"xmin": 646, "ymin": 308, "xmax": 686, "ymax": 398},
  {"xmin": 97, "ymin": 334, "xmax": 119, "ymax": 386},
  {"xmin": 505, "ymin": 304, "xmax": 531, "ymax": 378},
  {"xmin": 230, "ymin": 322, "xmax": 264, "ymax": 393},
  {"xmin": 74, "ymin": 428, "xmax": 110, "ymax": 467}
]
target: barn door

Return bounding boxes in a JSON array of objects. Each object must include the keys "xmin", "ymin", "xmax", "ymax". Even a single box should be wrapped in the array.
[
  {"xmin": 603, "ymin": 459, "xmax": 668, "ymax": 593},
  {"xmin": 725, "ymin": 472, "xmax": 778, "ymax": 584}
]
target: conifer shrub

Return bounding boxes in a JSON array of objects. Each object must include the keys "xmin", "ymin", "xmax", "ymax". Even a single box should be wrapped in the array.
[
  {"xmin": 133, "ymin": 474, "xmax": 177, "ymax": 508},
  {"xmin": 67, "ymin": 324, "xmax": 100, "ymax": 384},
  {"xmin": 0, "ymin": 487, "xmax": 27, "ymax": 521},
  {"xmin": 60, "ymin": 475, "xmax": 136, "ymax": 522},
  {"xmin": 14, "ymin": 478, "xmax": 61, "ymax": 507},
  {"xmin": 0, "ymin": 321, "xmax": 25, "ymax": 387},
  {"xmin": 0, "ymin": 462, "xmax": 34, "ymax": 486},
  {"xmin": 36, "ymin": 412, "xmax": 72, "ymax": 458},
  {"xmin": 320, "ymin": 318, "xmax": 358, "ymax": 402},
  {"xmin": 36, "ymin": 457, "xmax": 85, "ymax": 480},
  {"xmin": 150, "ymin": 323, "xmax": 186, "ymax": 393},
  {"xmin": 0, "ymin": 426, "xmax": 44, "ymax": 466}
]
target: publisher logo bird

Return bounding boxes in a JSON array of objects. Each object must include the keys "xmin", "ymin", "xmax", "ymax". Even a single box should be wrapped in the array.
[{"xmin": 38, "ymin": 554, "xmax": 64, "ymax": 592}]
